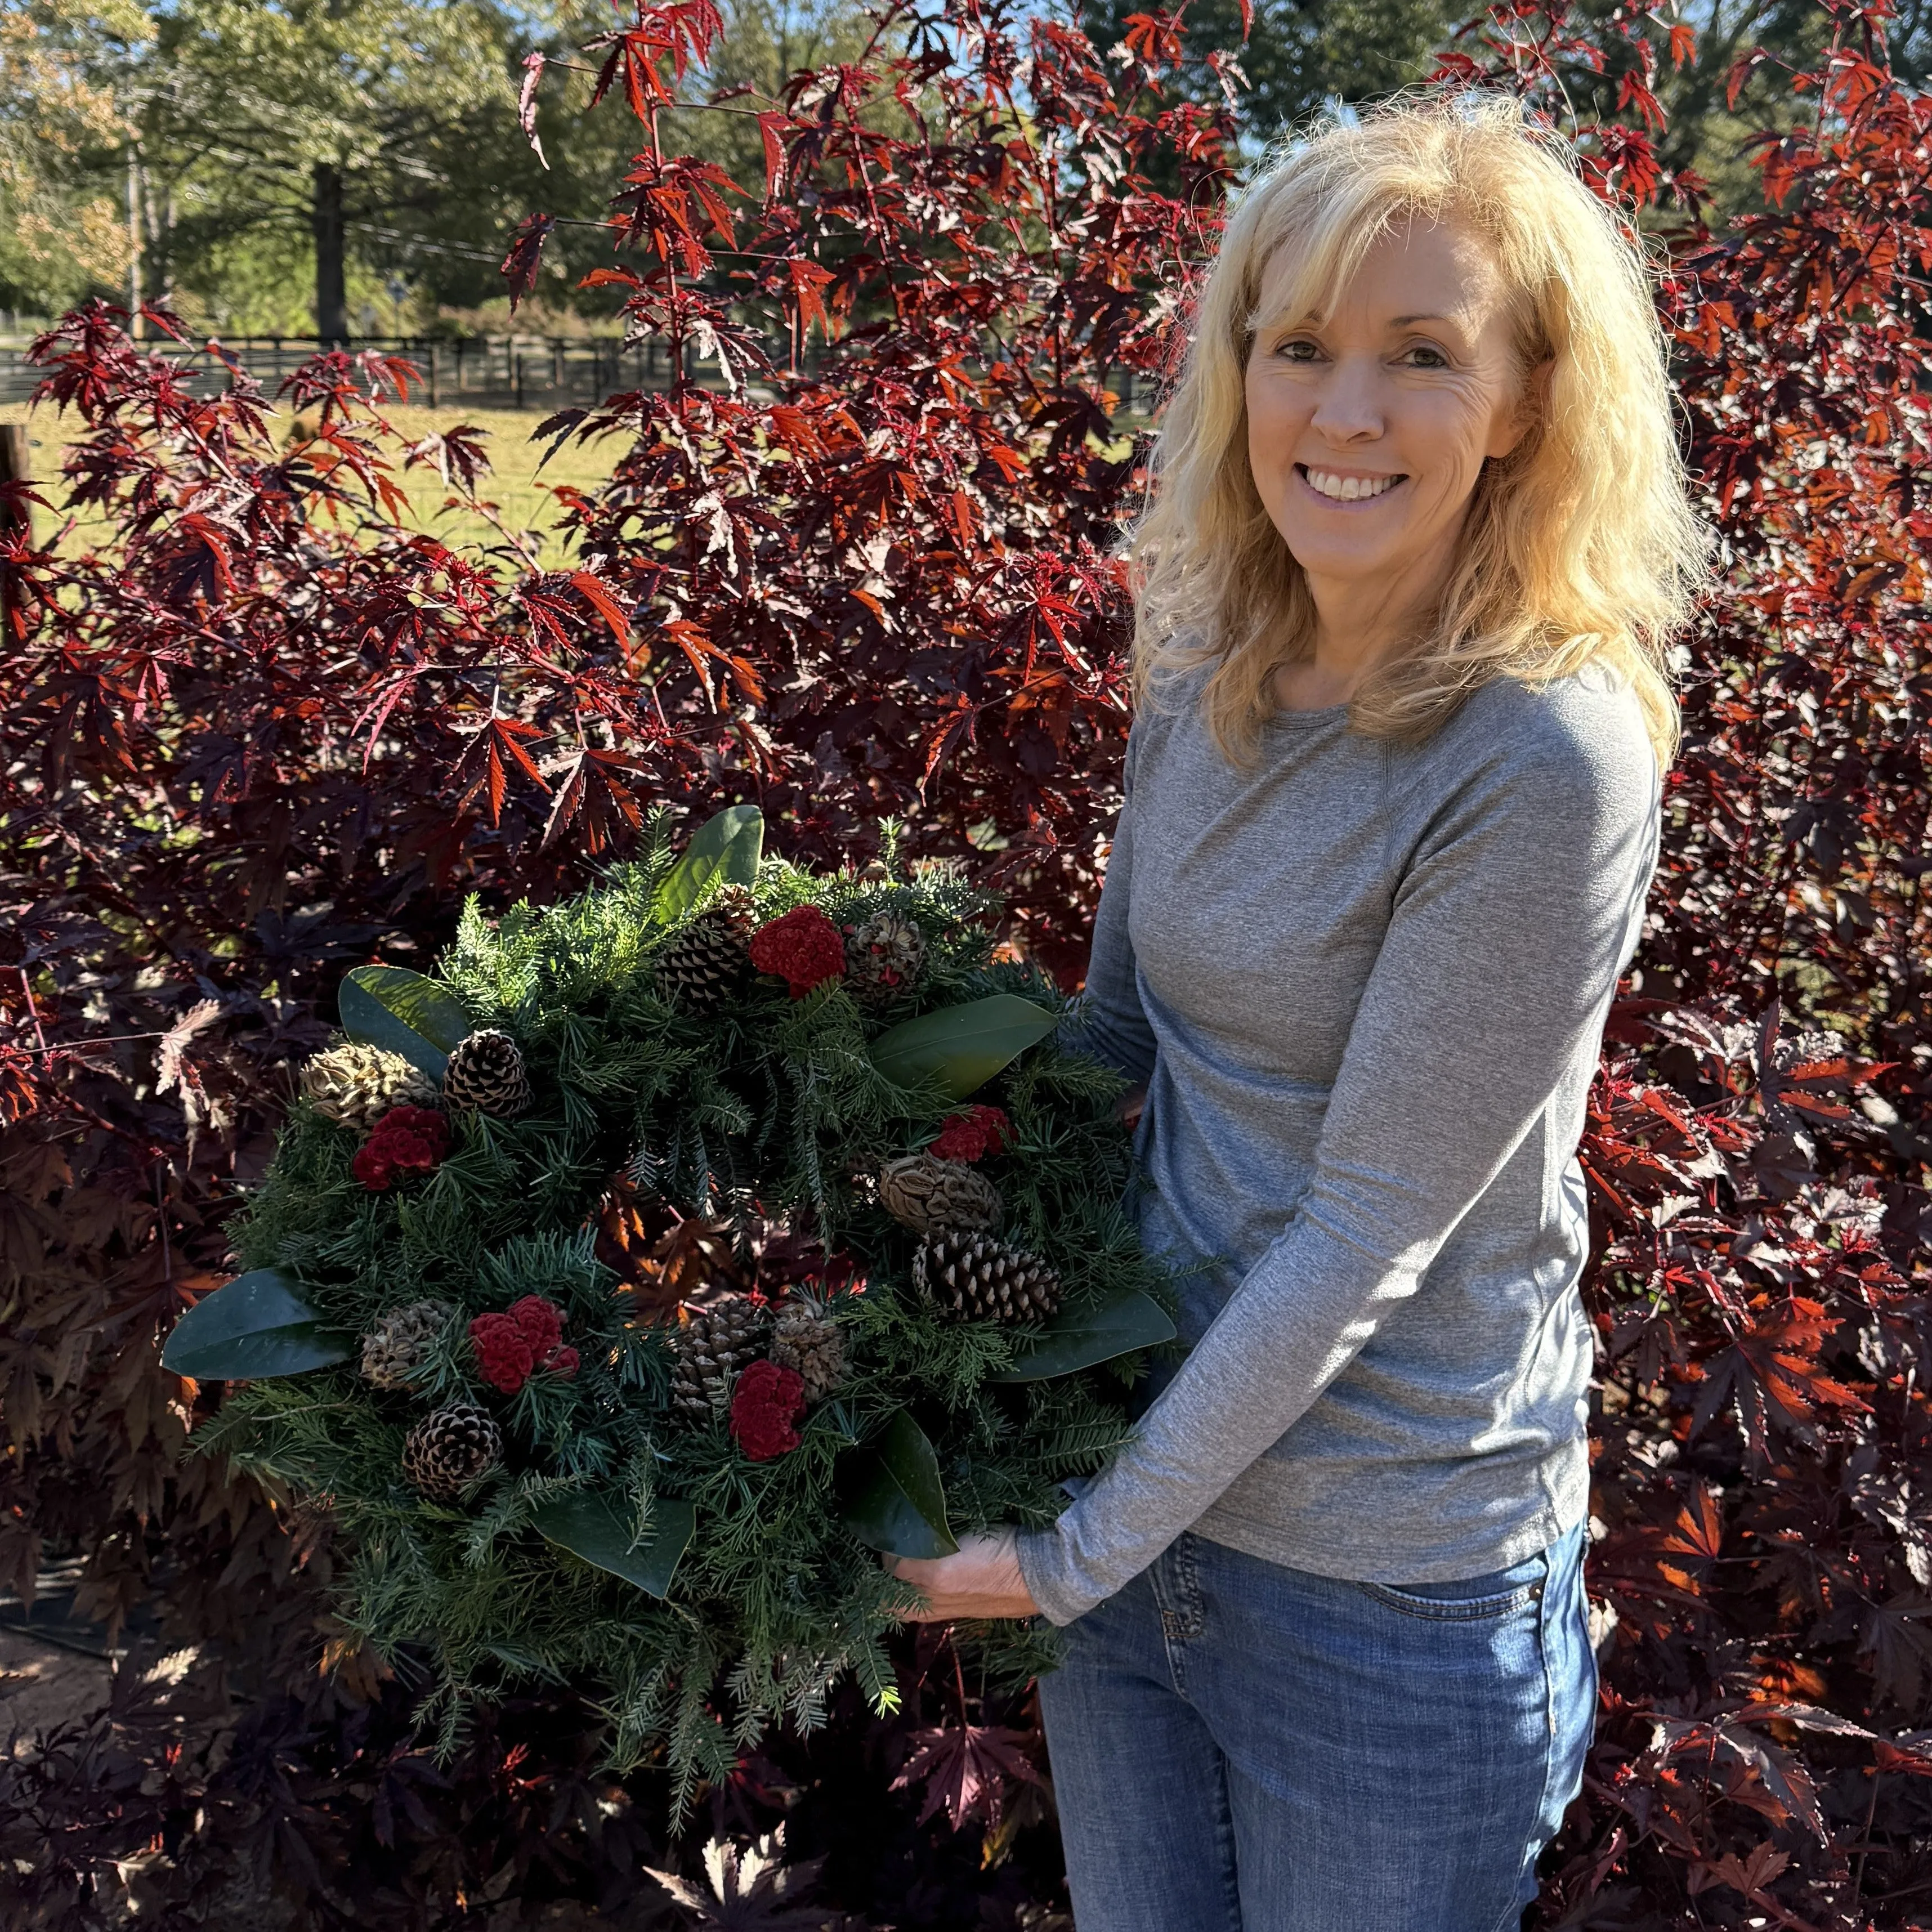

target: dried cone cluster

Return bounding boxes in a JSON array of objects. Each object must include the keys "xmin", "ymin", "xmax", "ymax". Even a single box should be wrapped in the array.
[
  {"xmin": 915, "ymin": 1232, "xmax": 1062, "ymax": 1323},
  {"xmin": 769, "ymin": 1302, "xmax": 846, "ymax": 1401},
  {"xmin": 879, "ymin": 1153, "xmax": 1002, "ymax": 1236},
  {"xmin": 845, "ymin": 909, "xmax": 926, "ymax": 1007},
  {"xmin": 301, "ymin": 1043, "xmax": 440, "ymax": 1132},
  {"xmin": 670, "ymin": 1295, "xmax": 771, "ymax": 1418},
  {"xmin": 402, "ymin": 1403, "xmax": 502, "ymax": 1499},
  {"xmin": 441, "ymin": 1028, "xmax": 530, "ymax": 1117},
  {"xmin": 360, "ymin": 1299, "xmax": 450, "ymax": 1390},
  {"xmin": 656, "ymin": 890, "xmax": 755, "ymax": 1012}
]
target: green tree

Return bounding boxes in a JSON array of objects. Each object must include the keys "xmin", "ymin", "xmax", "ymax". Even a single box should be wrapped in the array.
[{"xmin": 137, "ymin": 0, "xmax": 528, "ymax": 340}]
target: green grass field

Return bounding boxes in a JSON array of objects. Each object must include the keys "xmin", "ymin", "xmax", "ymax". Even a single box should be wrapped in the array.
[{"xmin": 2, "ymin": 402, "xmax": 628, "ymax": 571}]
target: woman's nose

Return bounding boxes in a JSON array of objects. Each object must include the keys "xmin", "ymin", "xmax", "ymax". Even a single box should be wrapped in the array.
[{"xmin": 1308, "ymin": 359, "xmax": 1385, "ymax": 443}]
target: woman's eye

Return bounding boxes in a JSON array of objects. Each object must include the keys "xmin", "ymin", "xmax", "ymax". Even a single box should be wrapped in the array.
[
  {"xmin": 1275, "ymin": 338, "xmax": 1321, "ymax": 363},
  {"xmin": 1401, "ymin": 343, "xmax": 1450, "ymax": 368}
]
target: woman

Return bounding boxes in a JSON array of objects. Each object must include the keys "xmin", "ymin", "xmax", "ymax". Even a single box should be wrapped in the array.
[{"xmin": 893, "ymin": 95, "xmax": 1707, "ymax": 1930}]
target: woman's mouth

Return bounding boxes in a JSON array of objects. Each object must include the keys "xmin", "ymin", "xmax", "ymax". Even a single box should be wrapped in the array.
[{"xmin": 1296, "ymin": 464, "xmax": 1407, "ymax": 504}]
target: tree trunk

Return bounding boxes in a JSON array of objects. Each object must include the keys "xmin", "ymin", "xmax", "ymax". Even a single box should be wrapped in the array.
[{"xmin": 312, "ymin": 161, "xmax": 347, "ymax": 346}]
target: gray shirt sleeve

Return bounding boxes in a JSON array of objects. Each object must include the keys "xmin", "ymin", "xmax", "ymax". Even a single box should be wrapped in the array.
[
  {"xmin": 1057, "ymin": 728, "xmax": 1159, "ymax": 1086},
  {"xmin": 1016, "ymin": 711, "xmax": 1660, "ymax": 1626}
]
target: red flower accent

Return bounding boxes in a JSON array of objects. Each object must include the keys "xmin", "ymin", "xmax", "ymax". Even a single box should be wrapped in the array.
[
  {"xmin": 730, "ymin": 1358, "xmax": 806, "ymax": 1461},
  {"xmin": 469, "ymin": 1311, "xmax": 536, "ymax": 1393},
  {"xmin": 748, "ymin": 905, "xmax": 846, "ymax": 998},
  {"xmin": 930, "ymin": 1104, "xmax": 1012, "ymax": 1164},
  {"xmin": 468, "ymin": 1294, "xmax": 569, "ymax": 1395},
  {"xmin": 352, "ymin": 1104, "xmax": 450, "ymax": 1191}
]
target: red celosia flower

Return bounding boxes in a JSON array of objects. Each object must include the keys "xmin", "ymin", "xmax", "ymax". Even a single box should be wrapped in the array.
[
  {"xmin": 352, "ymin": 1104, "xmax": 450, "ymax": 1191},
  {"xmin": 508, "ymin": 1293, "xmax": 563, "ymax": 1360},
  {"xmin": 469, "ymin": 1311, "xmax": 537, "ymax": 1393},
  {"xmin": 468, "ymin": 1294, "xmax": 570, "ymax": 1395},
  {"xmin": 931, "ymin": 1104, "xmax": 1012, "ymax": 1164},
  {"xmin": 748, "ymin": 905, "xmax": 846, "ymax": 998},
  {"xmin": 730, "ymin": 1358, "xmax": 806, "ymax": 1461}
]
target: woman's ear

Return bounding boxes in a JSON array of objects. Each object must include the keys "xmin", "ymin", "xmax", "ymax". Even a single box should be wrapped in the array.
[{"xmin": 1490, "ymin": 356, "xmax": 1553, "ymax": 460}]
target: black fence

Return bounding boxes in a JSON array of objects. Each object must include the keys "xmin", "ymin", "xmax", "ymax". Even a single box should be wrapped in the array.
[{"xmin": 0, "ymin": 333, "xmax": 706, "ymax": 409}]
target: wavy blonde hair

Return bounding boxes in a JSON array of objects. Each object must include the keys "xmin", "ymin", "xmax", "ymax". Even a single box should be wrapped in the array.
[{"xmin": 1130, "ymin": 92, "xmax": 1707, "ymax": 767}]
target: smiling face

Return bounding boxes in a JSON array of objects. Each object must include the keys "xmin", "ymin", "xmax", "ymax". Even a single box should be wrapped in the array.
[{"xmin": 1245, "ymin": 215, "xmax": 1535, "ymax": 639}]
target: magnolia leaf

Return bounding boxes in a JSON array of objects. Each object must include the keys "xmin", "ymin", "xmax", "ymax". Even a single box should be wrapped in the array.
[
  {"xmin": 654, "ymin": 804, "xmax": 764, "ymax": 924},
  {"xmin": 991, "ymin": 1290, "xmax": 1177, "ymax": 1381},
  {"xmin": 161, "ymin": 1268, "xmax": 354, "ymax": 1380},
  {"xmin": 531, "ymin": 1491, "xmax": 695, "ymax": 1598},
  {"xmin": 840, "ymin": 1410, "xmax": 957, "ymax": 1560},
  {"xmin": 338, "ymin": 965, "xmax": 471, "ymax": 1080},
  {"xmin": 869, "ymin": 995, "xmax": 1058, "ymax": 1100}
]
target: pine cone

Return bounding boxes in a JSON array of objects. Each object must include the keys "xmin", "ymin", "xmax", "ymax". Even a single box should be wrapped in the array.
[
  {"xmin": 669, "ymin": 1295, "xmax": 771, "ymax": 1419},
  {"xmin": 360, "ymin": 1299, "xmax": 451, "ymax": 1390},
  {"xmin": 879, "ymin": 1154, "xmax": 1003, "ymax": 1236},
  {"xmin": 655, "ymin": 909, "xmax": 753, "ymax": 1014},
  {"xmin": 441, "ymin": 1028, "xmax": 530, "ymax": 1119},
  {"xmin": 402, "ymin": 1403, "xmax": 502, "ymax": 1500},
  {"xmin": 769, "ymin": 1302, "xmax": 846, "ymax": 1401},
  {"xmin": 300, "ymin": 1043, "xmax": 440, "ymax": 1133},
  {"xmin": 845, "ymin": 910, "xmax": 927, "ymax": 1007},
  {"xmin": 913, "ymin": 1232, "xmax": 1061, "ymax": 1323}
]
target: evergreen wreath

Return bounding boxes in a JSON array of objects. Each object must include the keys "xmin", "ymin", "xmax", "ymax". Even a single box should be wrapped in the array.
[{"xmin": 165, "ymin": 808, "xmax": 1175, "ymax": 1813}]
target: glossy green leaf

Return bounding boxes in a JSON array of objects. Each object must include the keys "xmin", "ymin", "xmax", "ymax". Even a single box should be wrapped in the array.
[
  {"xmin": 868, "ymin": 994, "xmax": 1058, "ymax": 1100},
  {"xmin": 839, "ymin": 1410, "xmax": 958, "ymax": 1560},
  {"xmin": 338, "ymin": 965, "xmax": 471, "ymax": 1081},
  {"xmin": 531, "ymin": 1491, "xmax": 695, "ymax": 1598},
  {"xmin": 991, "ymin": 1291, "xmax": 1177, "ymax": 1382},
  {"xmin": 654, "ymin": 804, "xmax": 764, "ymax": 923},
  {"xmin": 161, "ymin": 1268, "xmax": 354, "ymax": 1380}
]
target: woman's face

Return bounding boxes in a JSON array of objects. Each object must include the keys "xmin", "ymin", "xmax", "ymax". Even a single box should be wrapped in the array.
[{"xmin": 1244, "ymin": 217, "xmax": 1533, "ymax": 608}]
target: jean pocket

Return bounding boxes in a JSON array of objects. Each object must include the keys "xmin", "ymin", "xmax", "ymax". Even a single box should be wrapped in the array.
[{"xmin": 1357, "ymin": 1560, "xmax": 1546, "ymax": 1623}]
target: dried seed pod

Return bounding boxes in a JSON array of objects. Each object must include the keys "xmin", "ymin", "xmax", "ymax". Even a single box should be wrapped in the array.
[{"xmin": 878, "ymin": 1154, "xmax": 1002, "ymax": 1236}]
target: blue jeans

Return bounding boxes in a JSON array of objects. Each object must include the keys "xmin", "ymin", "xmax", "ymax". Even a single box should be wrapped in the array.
[{"xmin": 1036, "ymin": 1523, "xmax": 1594, "ymax": 1932}]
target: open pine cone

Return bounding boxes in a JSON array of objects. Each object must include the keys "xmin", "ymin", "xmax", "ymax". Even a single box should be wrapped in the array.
[
  {"xmin": 402, "ymin": 1403, "xmax": 502, "ymax": 1499},
  {"xmin": 913, "ymin": 1232, "xmax": 1061, "ymax": 1323},
  {"xmin": 360, "ymin": 1299, "xmax": 451, "ymax": 1390},
  {"xmin": 769, "ymin": 1302, "xmax": 846, "ymax": 1401},
  {"xmin": 441, "ymin": 1028, "xmax": 530, "ymax": 1118},
  {"xmin": 669, "ymin": 1295, "xmax": 771, "ymax": 1418},
  {"xmin": 656, "ymin": 907, "xmax": 753, "ymax": 1013}
]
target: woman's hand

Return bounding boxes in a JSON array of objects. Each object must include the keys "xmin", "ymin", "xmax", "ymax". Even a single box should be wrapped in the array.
[
  {"xmin": 887, "ymin": 1529, "xmax": 1039, "ymax": 1621},
  {"xmin": 1117, "ymin": 1083, "xmax": 1148, "ymax": 1129}
]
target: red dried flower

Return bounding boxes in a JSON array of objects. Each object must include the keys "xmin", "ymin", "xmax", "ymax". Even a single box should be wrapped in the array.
[
  {"xmin": 509, "ymin": 1294, "xmax": 563, "ymax": 1360},
  {"xmin": 467, "ymin": 1295, "xmax": 570, "ymax": 1395},
  {"xmin": 729, "ymin": 1358, "xmax": 806, "ymax": 1461},
  {"xmin": 469, "ymin": 1311, "xmax": 537, "ymax": 1393},
  {"xmin": 352, "ymin": 1104, "xmax": 450, "ymax": 1191},
  {"xmin": 748, "ymin": 905, "xmax": 846, "ymax": 998},
  {"xmin": 931, "ymin": 1104, "xmax": 1012, "ymax": 1164}
]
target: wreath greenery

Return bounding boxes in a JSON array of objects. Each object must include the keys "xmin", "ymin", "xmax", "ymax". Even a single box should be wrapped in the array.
[{"xmin": 168, "ymin": 808, "xmax": 1174, "ymax": 1812}]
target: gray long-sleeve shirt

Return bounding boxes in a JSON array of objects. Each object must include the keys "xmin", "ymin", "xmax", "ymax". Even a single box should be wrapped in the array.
[{"xmin": 1014, "ymin": 665, "xmax": 1661, "ymax": 1627}]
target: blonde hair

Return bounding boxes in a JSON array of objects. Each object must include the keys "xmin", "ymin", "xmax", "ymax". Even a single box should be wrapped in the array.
[{"xmin": 1129, "ymin": 92, "xmax": 1707, "ymax": 767}]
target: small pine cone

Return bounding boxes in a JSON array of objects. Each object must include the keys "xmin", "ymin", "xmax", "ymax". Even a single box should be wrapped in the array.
[
  {"xmin": 846, "ymin": 910, "xmax": 927, "ymax": 1007},
  {"xmin": 669, "ymin": 1295, "xmax": 771, "ymax": 1419},
  {"xmin": 402, "ymin": 1403, "xmax": 502, "ymax": 1500},
  {"xmin": 441, "ymin": 1028, "xmax": 530, "ymax": 1119},
  {"xmin": 913, "ymin": 1232, "xmax": 1061, "ymax": 1324},
  {"xmin": 360, "ymin": 1299, "xmax": 451, "ymax": 1390},
  {"xmin": 879, "ymin": 1154, "xmax": 1002, "ymax": 1236},
  {"xmin": 655, "ymin": 910, "xmax": 753, "ymax": 1014},
  {"xmin": 769, "ymin": 1303, "xmax": 846, "ymax": 1402},
  {"xmin": 301, "ymin": 1043, "xmax": 440, "ymax": 1133}
]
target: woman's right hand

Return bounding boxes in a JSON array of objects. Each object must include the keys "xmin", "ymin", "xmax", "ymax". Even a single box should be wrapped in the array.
[{"xmin": 1117, "ymin": 1084, "xmax": 1147, "ymax": 1129}]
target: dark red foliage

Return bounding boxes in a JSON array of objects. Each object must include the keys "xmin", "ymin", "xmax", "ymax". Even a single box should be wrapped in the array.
[
  {"xmin": 729, "ymin": 1359, "xmax": 806, "ymax": 1461},
  {"xmin": 748, "ymin": 905, "xmax": 847, "ymax": 999},
  {"xmin": 1, "ymin": 0, "xmax": 1928, "ymax": 1921},
  {"xmin": 350, "ymin": 1104, "xmax": 450, "ymax": 1191}
]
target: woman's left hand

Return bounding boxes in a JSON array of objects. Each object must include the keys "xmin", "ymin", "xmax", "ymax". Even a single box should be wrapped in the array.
[{"xmin": 887, "ymin": 1529, "xmax": 1039, "ymax": 1621}]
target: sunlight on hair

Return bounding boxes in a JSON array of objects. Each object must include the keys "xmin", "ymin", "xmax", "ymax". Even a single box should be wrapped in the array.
[{"xmin": 1129, "ymin": 90, "xmax": 1710, "ymax": 768}]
